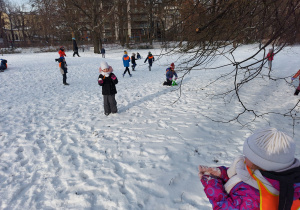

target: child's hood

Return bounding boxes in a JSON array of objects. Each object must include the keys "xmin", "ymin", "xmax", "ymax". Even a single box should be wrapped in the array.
[{"xmin": 99, "ymin": 66, "xmax": 113, "ymax": 74}]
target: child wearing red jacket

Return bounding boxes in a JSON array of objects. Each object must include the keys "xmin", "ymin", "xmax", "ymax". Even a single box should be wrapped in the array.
[
  {"xmin": 266, "ymin": 48, "xmax": 274, "ymax": 71},
  {"xmin": 58, "ymin": 46, "xmax": 66, "ymax": 58},
  {"xmin": 291, "ymin": 69, "xmax": 300, "ymax": 95}
]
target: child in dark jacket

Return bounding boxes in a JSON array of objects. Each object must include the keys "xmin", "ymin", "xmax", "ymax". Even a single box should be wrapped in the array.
[
  {"xmin": 144, "ymin": 52, "xmax": 154, "ymax": 71},
  {"xmin": 0, "ymin": 59, "xmax": 7, "ymax": 72},
  {"xmin": 56, "ymin": 58, "xmax": 68, "ymax": 85},
  {"xmin": 163, "ymin": 63, "xmax": 178, "ymax": 86},
  {"xmin": 198, "ymin": 128, "xmax": 300, "ymax": 210},
  {"xmin": 98, "ymin": 61, "xmax": 118, "ymax": 115},
  {"xmin": 131, "ymin": 53, "xmax": 137, "ymax": 71},
  {"xmin": 291, "ymin": 69, "xmax": 300, "ymax": 95}
]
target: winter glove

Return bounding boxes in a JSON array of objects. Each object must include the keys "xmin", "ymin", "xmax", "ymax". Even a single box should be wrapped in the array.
[
  {"xmin": 111, "ymin": 74, "xmax": 117, "ymax": 80},
  {"xmin": 198, "ymin": 165, "xmax": 221, "ymax": 180},
  {"xmin": 291, "ymin": 77, "xmax": 295, "ymax": 82},
  {"xmin": 98, "ymin": 78, "xmax": 103, "ymax": 85}
]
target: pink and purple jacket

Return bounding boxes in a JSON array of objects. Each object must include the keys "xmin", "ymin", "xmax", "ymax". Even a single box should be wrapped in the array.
[{"xmin": 201, "ymin": 166, "xmax": 300, "ymax": 210}]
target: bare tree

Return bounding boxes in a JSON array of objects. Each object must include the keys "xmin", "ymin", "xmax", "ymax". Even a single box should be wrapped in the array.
[{"xmin": 166, "ymin": 0, "xmax": 300, "ymax": 130}]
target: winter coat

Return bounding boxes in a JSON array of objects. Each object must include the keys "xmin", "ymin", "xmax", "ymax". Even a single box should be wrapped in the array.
[
  {"xmin": 166, "ymin": 67, "xmax": 178, "ymax": 81},
  {"xmin": 123, "ymin": 55, "xmax": 130, "ymax": 67},
  {"xmin": 201, "ymin": 166, "xmax": 300, "ymax": 210},
  {"xmin": 59, "ymin": 50, "xmax": 66, "ymax": 58},
  {"xmin": 73, "ymin": 40, "xmax": 78, "ymax": 52},
  {"xmin": 101, "ymin": 48, "xmax": 105, "ymax": 54},
  {"xmin": 266, "ymin": 52, "xmax": 274, "ymax": 61},
  {"xmin": 0, "ymin": 59, "xmax": 7, "ymax": 70},
  {"xmin": 292, "ymin": 70, "xmax": 300, "ymax": 81},
  {"xmin": 98, "ymin": 73, "xmax": 118, "ymax": 95},
  {"xmin": 144, "ymin": 54, "xmax": 154, "ymax": 64},
  {"xmin": 131, "ymin": 56, "xmax": 136, "ymax": 65},
  {"xmin": 58, "ymin": 58, "xmax": 67, "ymax": 74}
]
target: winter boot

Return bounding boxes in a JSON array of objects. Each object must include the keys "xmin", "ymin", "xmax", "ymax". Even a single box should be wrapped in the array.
[
  {"xmin": 123, "ymin": 73, "xmax": 125, "ymax": 78},
  {"xmin": 64, "ymin": 82, "xmax": 69, "ymax": 85},
  {"xmin": 149, "ymin": 66, "xmax": 151, "ymax": 71},
  {"xmin": 294, "ymin": 89, "xmax": 300, "ymax": 96}
]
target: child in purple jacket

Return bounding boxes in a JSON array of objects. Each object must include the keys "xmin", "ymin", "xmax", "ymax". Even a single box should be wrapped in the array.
[{"xmin": 198, "ymin": 128, "xmax": 300, "ymax": 210}]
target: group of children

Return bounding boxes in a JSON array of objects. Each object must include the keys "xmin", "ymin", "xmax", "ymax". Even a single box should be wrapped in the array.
[{"xmin": 121, "ymin": 51, "xmax": 154, "ymax": 77}]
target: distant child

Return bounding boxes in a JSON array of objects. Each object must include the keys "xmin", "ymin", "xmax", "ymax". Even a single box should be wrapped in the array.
[
  {"xmin": 98, "ymin": 61, "xmax": 118, "ymax": 115},
  {"xmin": 101, "ymin": 47, "xmax": 105, "ymax": 58},
  {"xmin": 137, "ymin": 52, "xmax": 141, "ymax": 59},
  {"xmin": 291, "ymin": 69, "xmax": 300, "ymax": 95},
  {"xmin": 0, "ymin": 59, "xmax": 7, "ymax": 72},
  {"xmin": 56, "ymin": 57, "xmax": 69, "ymax": 85},
  {"xmin": 266, "ymin": 48, "xmax": 274, "ymax": 71},
  {"xmin": 163, "ymin": 63, "xmax": 178, "ymax": 86},
  {"xmin": 58, "ymin": 46, "xmax": 66, "ymax": 58},
  {"xmin": 144, "ymin": 52, "xmax": 154, "ymax": 71},
  {"xmin": 72, "ymin": 38, "xmax": 80, "ymax": 57},
  {"xmin": 122, "ymin": 51, "xmax": 132, "ymax": 77},
  {"xmin": 198, "ymin": 128, "xmax": 300, "ymax": 210},
  {"xmin": 131, "ymin": 53, "xmax": 137, "ymax": 71}
]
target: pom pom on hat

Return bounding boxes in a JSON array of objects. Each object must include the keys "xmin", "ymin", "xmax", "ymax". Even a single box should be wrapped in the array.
[
  {"xmin": 100, "ymin": 61, "xmax": 109, "ymax": 70},
  {"xmin": 243, "ymin": 128, "xmax": 295, "ymax": 171}
]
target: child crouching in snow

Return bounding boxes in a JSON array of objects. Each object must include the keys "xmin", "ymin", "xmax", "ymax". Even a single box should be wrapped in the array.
[
  {"xmin": 291, "ymin": 69, "xmax": 300, "ymax": 95},
  {"xmin": 163, "ymin": 63, "xmax": 177, "ymax": 86},
  {"xmin": 98, "ymin": 61, "xmax": 118, "ymax": 116},
  {"xmin": 198, "ymin": 128, "xmax": 300, "ymax": 210}
]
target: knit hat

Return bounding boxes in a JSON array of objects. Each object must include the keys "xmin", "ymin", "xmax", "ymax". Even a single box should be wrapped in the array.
[
  {"xmin": 243, "ymin": 128, "xmax": 295, "ymax": 171},
  {"xmin": 100, "ymin": 61, "xmax": 109, "ymax": 70},
  {"xmin": 170, "ymin": 63, "xmax": 175, "ymax": 68}
]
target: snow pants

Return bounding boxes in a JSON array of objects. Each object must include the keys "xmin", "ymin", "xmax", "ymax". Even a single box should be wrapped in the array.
[
  {"xmin": 103, "ymin": 94, "xmax": 117, "ymax": 114},
  {"xmin": 123, "ymin": 67, "xmax": 131, "ymax": 76},
  {"xmin": 163, "ymin": 79, "xmax": 172, "ymax": 86},
  {"xmin": 63, "ymin": 73, "xmax": 67, "ymax": 84}
]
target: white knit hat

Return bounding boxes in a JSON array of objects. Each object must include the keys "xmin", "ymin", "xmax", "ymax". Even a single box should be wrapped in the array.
[
  {"xmin": 243, "ymin": 128, "xmax": 295, "ymax": 171},
  {"xmin": 100, "ymin": 61, "xmax": 109, "ymax": 70}
]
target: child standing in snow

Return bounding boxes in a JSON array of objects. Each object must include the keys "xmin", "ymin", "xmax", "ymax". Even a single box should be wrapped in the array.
[
  {"xmin": 198, "ymin": 128, "xmax": 300, "ymax": 210},
  {"xmin": 266, "ymin": 48, "xmax": 274, "ymax": 71},
  {"xmin": 163, "ymin": 63, "xmax": 178, "ymax": 86},
  {"xmin": 137, "ymin": 52, "xmax": 141, "ymax": 59},
  {"xmin": 98, "ymin": 61, "xmax": 118, "ymax": 115},
  {"xmin": 144, "ymin": 52, "xmax": 154, "ymax": 71},
  {"xmin": 122, "ymin": 51, "xmax": 132, "ymax": 77},
  {"xmin": 291, "ymin": 69, "xmax": 300, "ymax": 95},
  {"xmin": 58, "ymin": 46, "xmax": 66, "ymax": 58},
  {"xmin": 131, "ymin": 53, "xmax": 137, "ymax": 71},
  {"xmin": 56, "ymin": 57, "xmax": 69, "ymax": 85}
]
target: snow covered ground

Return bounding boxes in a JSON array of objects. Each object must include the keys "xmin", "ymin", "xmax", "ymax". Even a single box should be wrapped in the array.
[{"xmin": 0, "ymin": 45, "xmax": 299, "ymax": 210}]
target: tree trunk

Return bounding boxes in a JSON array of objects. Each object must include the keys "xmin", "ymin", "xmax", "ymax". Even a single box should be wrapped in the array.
[{"xmin": 92, "ymin": 31, "xmax": 100, "ymax": 54}]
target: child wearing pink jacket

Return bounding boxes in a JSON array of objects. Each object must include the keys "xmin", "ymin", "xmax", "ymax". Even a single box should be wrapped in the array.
[{"xmin": 198, "ymin": 128, "xmax": 300, "ymax": 210}]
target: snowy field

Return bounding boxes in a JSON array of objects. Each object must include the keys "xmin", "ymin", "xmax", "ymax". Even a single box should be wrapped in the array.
[{"xmin": 0, "ymin": 45, "xmax": 300, "ymax": 210}]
